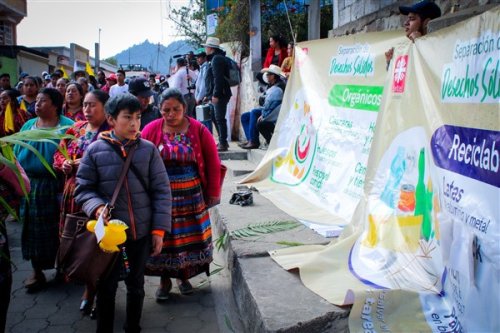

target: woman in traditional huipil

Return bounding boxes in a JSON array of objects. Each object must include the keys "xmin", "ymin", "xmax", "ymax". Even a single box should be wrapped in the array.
[
  {"xmin": 53, "ymin": 89, "xmax": 109, "ymax": 314},
  {"xmin": 14, "ymin": 88, "xmax": 74, "ymax": 292},
  {"xmin": 142, "ymin": 88, "xmax": 222, "ymax": 299}
]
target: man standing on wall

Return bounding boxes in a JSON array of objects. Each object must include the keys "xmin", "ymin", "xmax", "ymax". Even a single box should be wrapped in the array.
[{"xmin": 203, "ymin": 37, "xmax": 232, "ymax": 152}]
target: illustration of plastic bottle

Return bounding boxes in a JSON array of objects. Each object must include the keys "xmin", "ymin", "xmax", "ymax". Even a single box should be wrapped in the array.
[{"xmin": 380, "ymin": 147, "xmax": 406, "ymax": 209}]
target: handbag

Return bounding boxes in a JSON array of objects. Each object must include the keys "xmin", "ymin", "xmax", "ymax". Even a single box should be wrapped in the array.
[{"xmin": 56, "ymin": 145, "xmax": 137, "ymax": 289}]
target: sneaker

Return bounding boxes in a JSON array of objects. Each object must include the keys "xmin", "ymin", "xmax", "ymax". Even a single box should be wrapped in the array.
[
  {"xmin": 177, "ymin": 280, "xmax": 194, "ymax": 295},
  {"xmin": 155, "ymin": 277, "xmax": 172, "ymax": 302},
  {"xmin": 155, "ymin": 288, "xmax": 169, "ymax": 302}
]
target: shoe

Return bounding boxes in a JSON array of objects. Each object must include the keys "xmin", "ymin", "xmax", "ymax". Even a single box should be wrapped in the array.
[
  {"xmin": 155, "ymin": 288, "xmax": 169, "ymax": 302},
  {"xmin": 217, "ymin": 143, "xmax": 229, "ymax": 152},
  {"xmin": 237, "ymin": 141, "xmax": 248, "ymax": 147},
  {"xmin": 177, "ymin": 280, "xmax": 193, "ymax": 295},
  {"xmin": 24, "ymin": 272, "xmax": 46, "ymax": 289},
  {"xmin": 241, "ymin": 142, "xmax": 259, "ymax": 149},
  {"xmin": 25, "ymin": 274, "xmax": 47, "ymax": 294},
  {"xmin": 155, "ymin": 277, "xmax": 172, "ymax": 302},
  {"xmin": 80, "ymin": 299, "xmax": 93, "ymax": 315},
  {"xmin": 53, "ymin": 270, "xmax": 67, "ymax": 284}
]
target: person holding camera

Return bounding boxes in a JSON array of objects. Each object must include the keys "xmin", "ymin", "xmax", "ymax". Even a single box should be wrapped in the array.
[
  {"xmin": 194, "ymin": 50, "xmax": 213, "ymax": 133},
  {"xmin": 168, "ymin": 57, "xmax": 197, "ymax": 119}
]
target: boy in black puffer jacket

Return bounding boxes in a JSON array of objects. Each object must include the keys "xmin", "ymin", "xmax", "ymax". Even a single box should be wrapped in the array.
[{"xmin": 75, "ymin": 93, "xmax": 172, "ymax": 333}]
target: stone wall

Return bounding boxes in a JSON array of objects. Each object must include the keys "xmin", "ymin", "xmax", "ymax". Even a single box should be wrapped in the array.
[{"xmin": 330, "ymin": 0, "xmax": 499, "ymax": 37}]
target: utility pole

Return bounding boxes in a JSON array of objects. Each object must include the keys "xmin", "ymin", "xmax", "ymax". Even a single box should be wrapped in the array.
[
  {"xmin": 156, "ymin": 42, "xmax": 160, "ymax": 73},
  {"xmin": 95, "ymin": 28, "xmax": 101, "ymax": 74},
  {"xmin": 308, "ymin": 0, "xmax": 320, "ymax": 40},
  {"xmin": 249, "ymin": 0, "xmax": 262, "ymax": 72}
]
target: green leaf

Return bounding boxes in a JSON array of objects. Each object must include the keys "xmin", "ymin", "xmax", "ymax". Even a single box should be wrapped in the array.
[
  {"xmin": 276, "ymin": 241, "xmax": 305, "ymax": 247},
  {"xmin": 224, "ymin": 314, "xmax": 236, "ymax": 333},
  {"xmin": 231, "ymin": 220, "xmax": 301, "ymax": 240},
  {"xmin": 2, "ymin": 138, "xmax": 56, "ymax": 178},
  {"xmin": 0, "ymin": 196, "xmax": 18, "ymax": 220}
]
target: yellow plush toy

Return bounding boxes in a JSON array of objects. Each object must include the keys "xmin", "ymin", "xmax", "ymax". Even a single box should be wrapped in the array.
[{"xmin": 86, "ymin": 219, "xmax": 128, "ymax": 252}]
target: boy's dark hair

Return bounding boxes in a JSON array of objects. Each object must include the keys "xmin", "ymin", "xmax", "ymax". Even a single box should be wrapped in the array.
[
  {"xmin": 0, "ymin": 73, "xmax": 10, "ymax": 79},
  {"xmin": 159, "ymin": 88, "xmax": 186, "ymax": 109},
  {"xmin": 105, "ymin": 93, "xmax": 141, "ymax": 118},
  {"xmin": 40, "ymin": 88, "xmax": 64, "ymax": 115},
  {"xmin": 117, "ymin": 69, "xmax": 126, "ymax": 76}
]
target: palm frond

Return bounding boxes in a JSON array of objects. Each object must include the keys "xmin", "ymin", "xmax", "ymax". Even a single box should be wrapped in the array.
[
  {"xmin": 0, "ymin": 196, "xmax": 18, "ymax": 220},
  {"xmin": 276, "ymin": 241, "xmax": 305, "ymax": 247},
  {"xmin": 214, "ymin": 220, "xmax": 301, "ymax": 250},
  {"xmin": 224, "ymin": 314, "xmax": 236, "ymax": 333},
  {"xmin": 2, "ymin": 138, "xmax": 56, "ymax": 177},
  {"xmin": 0, "ymin": 127, "xmax": 73, "ymax": 215},
  {"xmin": 196, "ymin": 262, "xmax": 225, "ymax": 288}
]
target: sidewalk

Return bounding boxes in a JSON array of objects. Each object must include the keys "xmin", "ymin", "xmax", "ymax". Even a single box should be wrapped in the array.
[{"xmin": 6, "ymin": 218, "xmax": 223, "ymax": 332}]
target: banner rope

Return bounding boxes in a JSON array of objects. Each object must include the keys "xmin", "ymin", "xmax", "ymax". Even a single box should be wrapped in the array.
[{"xmin": 282, "ymin": 0, "xmax": 297, "ymax": 44}]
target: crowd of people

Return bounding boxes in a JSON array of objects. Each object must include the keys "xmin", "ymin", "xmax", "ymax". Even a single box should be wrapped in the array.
[{"xmin": 0, "ymin": 39, "xmax": 226, "ymax": 331}]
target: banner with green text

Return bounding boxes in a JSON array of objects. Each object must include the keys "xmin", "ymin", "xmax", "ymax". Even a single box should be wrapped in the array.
[
  {"xmin": 269, "ymin": 8, "xmax": 499, "ymax": 333},
  {"xmin": 242, "ymin": 31, "xmax": 405, "ymax": 226}
]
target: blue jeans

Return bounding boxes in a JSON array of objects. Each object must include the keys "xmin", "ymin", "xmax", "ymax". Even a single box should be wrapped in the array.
[{"xmin": 241, "ymin": 108, "xmax": 262, "ymax": 143}]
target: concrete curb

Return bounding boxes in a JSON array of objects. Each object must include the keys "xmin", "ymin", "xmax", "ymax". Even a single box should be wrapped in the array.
[{"xmin": 214, "ymin": 145, "xmax": 350, "ymax": 332}]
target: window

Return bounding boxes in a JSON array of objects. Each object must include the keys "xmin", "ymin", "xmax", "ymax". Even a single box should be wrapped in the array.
[{"xmin": 0, "ymin": 22, "xmax": 13, "ymax": 45}]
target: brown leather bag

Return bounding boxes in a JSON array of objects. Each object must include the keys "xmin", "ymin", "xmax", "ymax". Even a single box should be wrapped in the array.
[{"xmin": 56, "ymin": 145, "xmax": 137, "ymax": 288}]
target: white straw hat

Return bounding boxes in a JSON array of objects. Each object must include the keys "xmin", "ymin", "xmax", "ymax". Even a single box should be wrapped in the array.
[
  {"xmin": 261, "ymin": 64, "xmax": 285, "ymax": 79},
  {"xmin": 202, "ymin": 37, "xmax": 221, "ymax": 49}
]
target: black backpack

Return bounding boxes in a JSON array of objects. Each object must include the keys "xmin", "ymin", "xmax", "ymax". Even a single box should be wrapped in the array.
[{"xmin": 225, "ymin": 57, "xmax": 241, "ymax": 87}]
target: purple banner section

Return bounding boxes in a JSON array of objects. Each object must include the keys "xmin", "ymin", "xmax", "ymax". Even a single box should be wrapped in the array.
[{"xmin": 431, "ymin": 125, "xmax": 500, "ymax": 188}]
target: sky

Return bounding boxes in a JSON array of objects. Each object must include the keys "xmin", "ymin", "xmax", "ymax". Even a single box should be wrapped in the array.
[{"xmin": 17, "ymin": 0, "xmax": 191, "ymax": 59}]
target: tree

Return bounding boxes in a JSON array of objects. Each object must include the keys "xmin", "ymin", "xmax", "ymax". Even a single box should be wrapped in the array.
[
  {"xmin": 215, "ymin": 1, "xmax": 250, "ymax": 58},
  {"xmin": 169, "ymin": 0, "xmax": 206, "ymax": 47},
  {"xmin": 261, "ymin": 0, "xmax": 307, "ymax": 48},
  {"xmin": 104, "ymin": 56, "xmax": 118, "ymax": 66}
]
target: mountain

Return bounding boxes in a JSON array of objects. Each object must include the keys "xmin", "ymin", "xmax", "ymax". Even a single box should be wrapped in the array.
[{"xmin": 113, "ymin": 39, "xmax": 196, "ymax": 74}]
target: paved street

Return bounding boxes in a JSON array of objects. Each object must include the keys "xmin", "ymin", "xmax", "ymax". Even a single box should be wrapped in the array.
[{"xmin": 5, "ymin": 217, "xmax": 233, "ymax": 333}]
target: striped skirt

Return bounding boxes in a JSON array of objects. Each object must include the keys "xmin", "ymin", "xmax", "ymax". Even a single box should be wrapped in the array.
[
  {"xmin": 20, "ymin": 176, "xmax": 61, "ymax": 270},
  {"xmin": 146, "ymin": 164, "xmax": 212, "ymax": 279}
]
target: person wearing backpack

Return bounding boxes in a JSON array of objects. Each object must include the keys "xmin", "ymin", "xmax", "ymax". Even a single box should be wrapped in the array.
[{"xmin": 203, "ymin": 37, "xmax": 232, "ymax": 152}]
